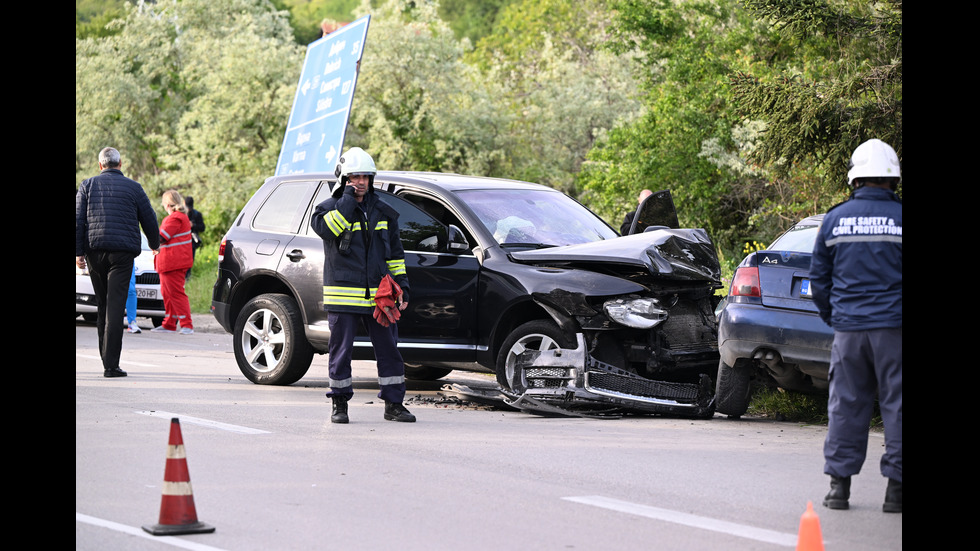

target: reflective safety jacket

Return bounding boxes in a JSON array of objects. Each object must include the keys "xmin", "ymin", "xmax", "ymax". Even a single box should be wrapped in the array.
[
  {"xmin": 809, "ymin": 186, "xmax": 902, "ymax": 331},
  {"xmin": 311, "ymin": 186, "xmax": 410, "ymax": 315},
  {"xmin": 155, "ymin": 211, "xmax": 194, "ymax": 273}
]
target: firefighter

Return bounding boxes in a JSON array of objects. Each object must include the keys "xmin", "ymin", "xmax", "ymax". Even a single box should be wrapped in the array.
[
  {"xmin": 311, "ymin": 147, "xmax": 415, "ymax": 423},
  {"xmin": 810, "ymin": 138, "xmax": 902, "ymax": 513}
]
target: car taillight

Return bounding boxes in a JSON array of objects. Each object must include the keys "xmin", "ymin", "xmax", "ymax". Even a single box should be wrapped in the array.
[
  {"xmin": 730, "ymin": 267, "xmax": 761, "ymax": 297},
  {"xmin": 218, "ymin": 238, "xmax": 227, "ymax": 263}
]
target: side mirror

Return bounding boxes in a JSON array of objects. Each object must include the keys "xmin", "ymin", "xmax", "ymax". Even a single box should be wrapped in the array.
[{"xmin": 447, "ymin": 224, "xmax": 470, "ymax": 253}]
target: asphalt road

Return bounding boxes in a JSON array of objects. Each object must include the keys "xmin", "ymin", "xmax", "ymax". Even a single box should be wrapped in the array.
[{"xmin": 75, "ymin": 316, "xmax": 902, "ymax": 551}]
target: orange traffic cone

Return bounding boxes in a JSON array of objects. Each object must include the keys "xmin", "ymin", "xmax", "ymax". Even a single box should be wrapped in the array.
[
  {"xmin": 142, "ymin": 418, "xmax": 215, "ymax": 536},
  {"xmin": 796, "ymin": 501, "xmax": 824, "ymax": 551}
]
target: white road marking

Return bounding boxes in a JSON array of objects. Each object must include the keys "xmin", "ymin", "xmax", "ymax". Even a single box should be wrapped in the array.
[
  {"xmin": 562, "ymin": 495, "xmax": 799, "ymax": 547},
  {"xmin": 135, "ymin": 410, "xmax": 271, "ymax": 434},
  {"xmin": 75, "ymin": 513, "xmax": 227, "ymax": 551}
]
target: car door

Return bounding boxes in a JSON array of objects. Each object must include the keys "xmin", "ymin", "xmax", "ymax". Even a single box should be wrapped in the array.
[{"xmin": 306, "ymin": 182, "xmax": 481, "ymax": 363}]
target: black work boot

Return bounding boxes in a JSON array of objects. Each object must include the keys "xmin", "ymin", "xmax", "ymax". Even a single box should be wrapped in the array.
[
  {"xmin": 384, "ymin": 401, "xmax": 416, "ymax": 422},
  {"xmin": 330, "ymin": 395, "xmax": 350, "ymax": 424},
  {"xmin": 823, "ymin": 475, "xmax": 850, "ymax": 510},
  {"xmin": 883, "ymin": 478, "xmax": 902, "ymax": 513}
]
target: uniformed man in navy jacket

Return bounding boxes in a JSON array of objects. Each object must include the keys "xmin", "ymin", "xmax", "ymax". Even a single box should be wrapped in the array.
[{"xmin": 810, "ymin": 139, "xmax": 902, "ymax": 513}]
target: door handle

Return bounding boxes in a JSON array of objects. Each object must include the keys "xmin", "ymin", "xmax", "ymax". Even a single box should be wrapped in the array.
[{"xmin": 286, "ymin": 249, "xmax": 305, "ymax": 262}]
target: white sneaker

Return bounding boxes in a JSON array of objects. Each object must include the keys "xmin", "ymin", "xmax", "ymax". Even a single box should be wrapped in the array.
[
  {"xmin": 151, "ymin": 326, "xmax": 176, "ymax": 333},
  {"xmin": 128, "ymin": 321, "xmax": 142, "ymax": 334},
  {"xmin": 179, "ymin": 327, "xmax": 194, "ymax": 335}
]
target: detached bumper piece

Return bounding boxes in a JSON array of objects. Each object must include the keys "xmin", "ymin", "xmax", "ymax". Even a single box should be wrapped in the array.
[{"xmin": 503, "ymin": 334, "xmax": 715, "ymax": 419}]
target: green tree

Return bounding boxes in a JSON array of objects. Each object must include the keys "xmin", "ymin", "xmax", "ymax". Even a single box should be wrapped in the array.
[
  {"xmin": 76, "ymin": 0, "xmax": 304, "ymax": 239},
  {"xmin": 272, "ymin": 0, "xmax": 366, "ymax": 44},
  {"xmin": 438, "ymin": 0, "xmax": 512, "ymax": 44},
  {"xmin": 76, "ymin": 0, "xmax": 131, "ymax": 39},
  {"xmin": 344, "ymin": 0, "xmax": 513, "ymax": 176},
  {"xmin": 469, "ymin": 0, "xmax": 643, "ymax": 194},
  {"xmin": 578, "ymin": 0, "xmax": 775, "ymax": 252},
  {"xmin": 730, "ymin": 0, "xmax": 902, "ymax": 204}
]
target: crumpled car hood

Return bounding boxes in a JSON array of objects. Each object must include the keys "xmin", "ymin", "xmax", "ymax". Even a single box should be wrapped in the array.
[{"xmin": 509, "ymin": 228, "xmax": 721, "ymax": 282}]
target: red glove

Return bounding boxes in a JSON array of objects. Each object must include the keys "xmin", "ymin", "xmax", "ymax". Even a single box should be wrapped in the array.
[{"xmin": 373, "ymin": 275, "xmax": 402, "ymax": 327}]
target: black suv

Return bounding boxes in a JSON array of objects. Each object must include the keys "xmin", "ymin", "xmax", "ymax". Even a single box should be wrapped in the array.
[{"xmin": 211, "ymin": 172, "xmax": 723, "ymax": 417}]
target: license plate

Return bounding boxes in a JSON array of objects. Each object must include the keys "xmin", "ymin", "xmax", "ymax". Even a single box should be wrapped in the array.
[
  {"xmin": 136, "ymin": 288, "xmax": 158, "ymax": 300},
  {"xmin": 800, "ymin": 279, "xmax": 812, "ymax": 298}
]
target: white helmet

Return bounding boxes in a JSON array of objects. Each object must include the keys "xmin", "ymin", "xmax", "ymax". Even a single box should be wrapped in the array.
[
  {"xmin": 847, "ymin": 139, "xmax": 900, "ymax": 187},
  {"xmin": 332, "ymin": 147, "xmax": 377, "ymax": 196}
]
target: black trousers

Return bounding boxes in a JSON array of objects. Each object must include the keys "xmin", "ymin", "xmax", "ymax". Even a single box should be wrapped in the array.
[
  {"xmin": 87, "ymin": 250, "xmax": 137, "ymax": 371},
  {"xmin": 325, "ymin": 311, "xmax": 406, "ymax": 403}
]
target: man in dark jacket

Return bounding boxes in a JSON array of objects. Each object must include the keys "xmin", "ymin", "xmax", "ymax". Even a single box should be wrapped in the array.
[
  {"xmin": 184, "ymin": 195, "xmax": 205, "ymax": 278},
  {"xmin": 619, "ymin": 189, "xmax": 652, "ymax": 235},
  {"xmin": 76, "ymin": 147, "xmax": 160, "ymax": 377},
  {"xmin": 311, "ymin": 147, "xmax": 415, "ymax": 423},
  {"xmin": 809, "ymin": 138, "xmax": 902, "ymax": 513}
]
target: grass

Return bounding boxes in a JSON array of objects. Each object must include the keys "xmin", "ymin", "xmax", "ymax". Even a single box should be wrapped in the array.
[
  {"xmin": 747, "ymin": 386, "xmax": 883, "ymax": 430},
  {"xmin": 186, "ymin": 243, "xmax": 219, "ymax": 314},
  {"xmin": 747, "ymin": 387, "xmax": 829, "ymax": 424}
]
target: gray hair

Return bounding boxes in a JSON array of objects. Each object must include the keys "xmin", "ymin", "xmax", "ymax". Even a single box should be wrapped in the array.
[{"xmin": 98, "ymin": 147, "xmax": 121, "ymax": 168}]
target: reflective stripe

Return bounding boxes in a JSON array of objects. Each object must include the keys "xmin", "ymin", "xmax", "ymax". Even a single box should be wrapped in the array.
[
  {"xmin": 160, "ymin": 229, "xmax": 192, "ymax": 241},
  {"xmin": 387, "ymin": 259, "xmax": 406, "ymax": 276},
  {"xmin": 160, "ymin": 239, "xmax": 193, "ymax": 249},
  {"xmin": 324, "ymin": 285, "xmax": 379, "ymax": 308},
  {"xmin": 324, "ymin": 210, "xmax": 352, "ymax": 237},
  {"xmin": 161, "ymin": 481, "xmax": 194, "ymax": 496},
  {"xmin": 329, "ymin": 377, "xmax": 353, "ymax": 388},
  {"xmin": 378, "ymin": 375, "xmax": 405, "ymax": 386},
  {"xmin": 826, "ymin": 234, "xmax": 902, "ymax": 247}
]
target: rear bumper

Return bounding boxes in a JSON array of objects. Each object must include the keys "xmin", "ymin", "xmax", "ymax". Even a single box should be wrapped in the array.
[
  {"xmin": 210, "ymin": 302, "xmax": 234, "ymax": 333},
  {"xmin": 210, "ymin": 268, "xmax": 237, "ymax": 333},
  {"xmin": 718, "ymin": 302, "xmax": 832, "ymax": 372}
]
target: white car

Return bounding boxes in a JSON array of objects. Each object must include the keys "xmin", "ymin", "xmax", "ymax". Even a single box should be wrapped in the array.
[{"xmin": 76, "ymin": 233, "xmax": 165, "ymax": 327}]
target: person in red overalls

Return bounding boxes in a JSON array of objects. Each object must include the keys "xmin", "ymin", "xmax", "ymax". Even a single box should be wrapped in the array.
[{"xmin": 152, "ymin": 189, "xmax": 195, "ymax": 334}]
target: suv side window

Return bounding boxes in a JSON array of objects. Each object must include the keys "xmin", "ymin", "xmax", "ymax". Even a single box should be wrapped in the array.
[
  {"xmin": 379, "ymin": 192, "xmax": 448, "ymax": 253},
  {"xmin": 253, "ymin": 181, "xmax": 317, "ymax": 233},
  {"xmin": 307, "ymin": 183, "xmax": 446, "ymax": 253}
]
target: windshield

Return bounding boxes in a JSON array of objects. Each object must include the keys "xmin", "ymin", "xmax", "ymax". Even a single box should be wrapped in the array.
[
  {"xmin": 457, "ymin": 189, "xmax": 618, "ymax": 247},
  {"xmin": 769, "ymin": 223, "xmax": 821, "ymax": 253}
]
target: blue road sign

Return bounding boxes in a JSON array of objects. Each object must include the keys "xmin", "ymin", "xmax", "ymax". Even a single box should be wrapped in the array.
[{"xmin": 275, "ymin": 15, "xmax": 370, "ymax": 176}]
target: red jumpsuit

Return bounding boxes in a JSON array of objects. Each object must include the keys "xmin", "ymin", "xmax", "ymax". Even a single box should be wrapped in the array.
[{"xmin": 156, "ymin": 211, "xmax": 194, "ymax": 330}]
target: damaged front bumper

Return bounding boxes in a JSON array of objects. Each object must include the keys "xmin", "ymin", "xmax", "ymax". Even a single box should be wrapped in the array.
[{"xmin": 502, "ymin": 334, "xmax": 716, "ymax": 419}]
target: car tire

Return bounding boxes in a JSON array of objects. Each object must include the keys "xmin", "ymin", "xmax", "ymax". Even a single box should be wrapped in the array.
[
  {"xmin": 233, "ymin": 293, "xmax": 314, "ymax": 385},
  {"xmin": 715, "ymin": 358, "xmax": 753, "ymax": 418},
  {"xmin": 404, "ymin": 364, "xmax": 453, "ymax": 381},
  {"xmin": 496, "ymin": 319, "xmax": 571, "ymax": 394}
]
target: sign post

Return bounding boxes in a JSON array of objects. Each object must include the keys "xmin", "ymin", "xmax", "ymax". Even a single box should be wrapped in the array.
[{"xmin": 275, "ymin": 15, "xmax": 370, "ymax": 175}]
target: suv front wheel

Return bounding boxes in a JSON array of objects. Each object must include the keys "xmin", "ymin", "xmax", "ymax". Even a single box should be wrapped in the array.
[
  {"xmin": 496, "ymin": 320, "xmax": 571, "ymax": 394},
  {"xmin": 234, "ymin": 293, "xmax": 314, "ymax": 385}
]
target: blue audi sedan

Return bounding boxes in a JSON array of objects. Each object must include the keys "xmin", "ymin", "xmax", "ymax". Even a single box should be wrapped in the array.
[{"xmin": 715, "ymin": 215, "xmax": 833, "ymax": 417}]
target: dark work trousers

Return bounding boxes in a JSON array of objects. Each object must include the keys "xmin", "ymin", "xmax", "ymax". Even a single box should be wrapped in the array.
[
  {"xmin": 326, "ymin": 312, "xmax": 407, "ymax": 404},
  {"xmin": 824, "ymin": 327, "xmax": 902, "ymax": 482},
  {"xmin": 87, "ymin": 251, "xmax": 137, "ymax": 371}
]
